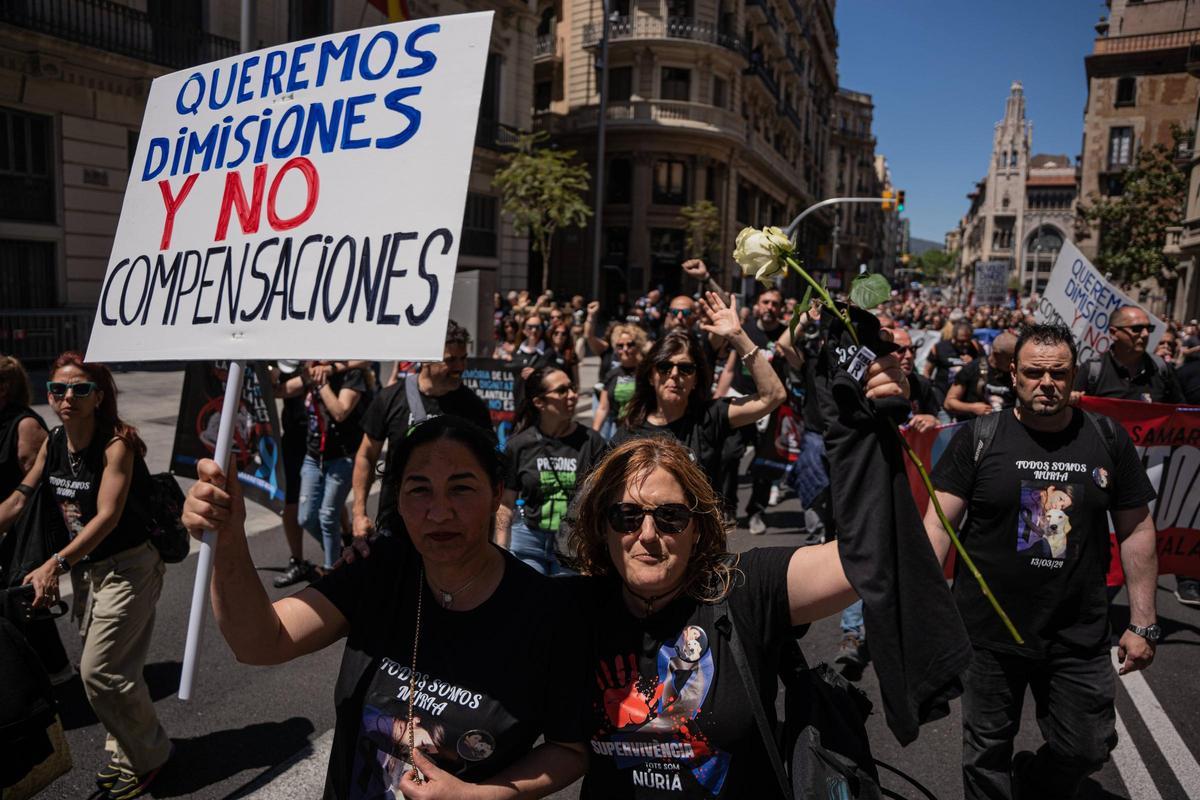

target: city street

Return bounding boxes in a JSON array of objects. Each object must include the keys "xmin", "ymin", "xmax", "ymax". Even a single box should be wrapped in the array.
[{"xmin": 29, "ymin": 365, "xmax": 1200, "ymax": 800}]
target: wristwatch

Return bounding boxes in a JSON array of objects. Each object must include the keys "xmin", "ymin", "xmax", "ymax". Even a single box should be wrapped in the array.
[
  {"xmin": 1127, "ymin": 623, "xmax": 1161, "ymax": 643},
  {"xmin": 52, "ymin": 552, "xmax": 71, "ymax": 575}
]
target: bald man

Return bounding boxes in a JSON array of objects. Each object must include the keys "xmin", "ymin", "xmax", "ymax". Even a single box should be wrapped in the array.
[
  {"xmin": 944, "ymin": 332, "xmax": 1017, "ymax": 421},
  {"xmin": 1074, "ymin": 305, "xmax": 1183, "ymax": 404}
]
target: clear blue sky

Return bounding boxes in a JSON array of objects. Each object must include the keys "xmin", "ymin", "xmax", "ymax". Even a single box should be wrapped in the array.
[{"xmin": 835, "ymin": 0, "xmax": 1106, "ymax": 245}]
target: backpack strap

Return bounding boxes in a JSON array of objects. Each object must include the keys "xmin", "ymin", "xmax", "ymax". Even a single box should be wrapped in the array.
[
  {"xmin": 976, "ymin": 358, "xmax": 988, "ymax": 399},
  {"xmin": 713, "ymin": 599, "xmax": 793, "ymax": 800},
  {"xmin": 1081, "ymin": 410, "xmax": 1118, "ymax": 465},
  {"xmin": 1086, "ymin": 358, "xmax": 1103, "ymax": 396},
  {"xmin": 404, "ymin": 373, "xmax": 428, "ymax": 426},
  {"xmin": 970, "ymin": 412, "xmax": 1001, "ymax": 466}
]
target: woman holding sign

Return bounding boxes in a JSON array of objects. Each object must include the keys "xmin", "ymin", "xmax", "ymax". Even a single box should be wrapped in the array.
[{"xmin": 182, "ymin": 415, "xmax": 589, "ymax": 799}]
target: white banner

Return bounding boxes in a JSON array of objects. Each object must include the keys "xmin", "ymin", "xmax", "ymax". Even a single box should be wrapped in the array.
[
  {"xmin": 973, "ymin": 261, "xmax": 1008, "ymax": 306},
  {"xmin": 87, "ymin": 13, "xmax": 493, "ymax": 362},
  {"xmin": 1035, "ymin": 240, "xmax": 1164, "ymax": 363}
]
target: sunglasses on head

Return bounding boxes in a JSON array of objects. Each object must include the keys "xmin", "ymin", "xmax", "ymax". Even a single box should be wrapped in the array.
[
  {"xmin": 606, "ymin": 502, "xmax": 693, "ymax": 534},
  {"xmin": 654, "ymin": 360, "xmax": 697, "ymax": 377},
  {"xmin": 1114, "ymin": 324, "xmax": 1155, "ymax": 335},
  {"xmin": 47, "ymin": 381, "xmax": 98, "ymax": 398}
]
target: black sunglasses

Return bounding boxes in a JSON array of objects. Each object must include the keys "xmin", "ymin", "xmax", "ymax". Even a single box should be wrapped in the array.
[
  {"xmin": 47, "ymin": 381, "xmax": 98, "ymax": 398},
  {"xmin": 606, "ymin": 503, "xmax": 693, "ymax": 534},
  {"xmin": 668, "ymin": 308, "xmax": 692, "ymax": 317},
  {"xmin": 1113, "ymin": 324, "xmax": 1156, "ymax": 335},
  {"xmin": 654, "ymin": 360, "xmax": 698, "ymax": 377},
  {"xmin": 542, "ymin": 383, "xmax": 577, "ymax": 397}
]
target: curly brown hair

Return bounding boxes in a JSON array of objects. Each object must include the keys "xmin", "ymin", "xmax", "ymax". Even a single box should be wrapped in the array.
[{"xmin": 563, "ymin": 436, "xmax": 738, "ymax": 603}]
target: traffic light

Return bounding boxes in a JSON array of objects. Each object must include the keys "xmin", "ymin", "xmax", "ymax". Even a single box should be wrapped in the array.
[
  {"xmin": 897, "ymin": 190, "xmax": 906, "ymax": 212},
  {"xmin": 881, "ymin": 190, "xmax": 893, "ymax": 211}
]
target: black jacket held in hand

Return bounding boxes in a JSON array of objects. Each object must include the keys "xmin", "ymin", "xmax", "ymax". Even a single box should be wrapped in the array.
[{"xmin": 814, "ymin": 306, "xmax": 972, "ymax": 746}]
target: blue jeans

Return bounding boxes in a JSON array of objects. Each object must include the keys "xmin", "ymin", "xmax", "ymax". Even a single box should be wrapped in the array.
[
  {"xmin": 298, "ymin": 454, "xmax": 354, "ymax": 568},
  {"xmin": 840, "ymin": 599, "xmax": 864, "ymax": 638},
  {"xmin": 509, "ymin": 518, "xmax": 574, "ymax": 576}
]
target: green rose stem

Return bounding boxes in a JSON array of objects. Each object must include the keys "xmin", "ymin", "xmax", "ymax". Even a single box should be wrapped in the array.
[{"xmin": 775, "ymin": 253, "xmax": 1025, "ymax": 645}]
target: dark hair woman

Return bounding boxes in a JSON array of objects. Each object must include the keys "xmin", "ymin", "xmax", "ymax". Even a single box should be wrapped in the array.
[
  {"xmin": 496, "ymin": 367, "xmax": 607, "ymax": 575},
  {"xmin": 614, "ymin": 292, "xmax": 786, "ymax": 494},
  {"xmin": 548, "ymin": 320, "xmax": 581, "ymax": 387},
  {"xmin": 183, "ymin": 415, "xmax": 590, "ymax": 798},
  {"xmin": 492, "ymin": 315, "xmax": 521, "ymax": 362},
  {"xmin": 0, "ymin": 352, "xmax": 171, "ymax": 797}
]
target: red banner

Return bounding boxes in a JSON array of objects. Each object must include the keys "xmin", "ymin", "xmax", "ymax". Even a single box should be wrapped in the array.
[{"xmin": 901, "ymin": 398, "xmax": 1200, "ymax": 583}]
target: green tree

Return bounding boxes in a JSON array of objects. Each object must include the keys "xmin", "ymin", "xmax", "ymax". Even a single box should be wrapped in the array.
[
  {"xmin": 493, "ymin": 131, "xmax": 592, "ymax": 290},
  {"xmin": 917, "ymin": 249, "xmax": 958, "ymax": 283},
  {"xmin": 678, "ymin": 200, "xmax": 721, "ymax": 260},
  {"xmin": 1079, "ymin": 126, "xmax": 1190, "ymax": 286}
]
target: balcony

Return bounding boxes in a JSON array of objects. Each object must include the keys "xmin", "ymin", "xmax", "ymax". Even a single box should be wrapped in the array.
[
  {"xmin": 542, "ymin": 99, "xmax": 745, "ymax": 139},
  {"xmin": 475, "ymin": 118, "xmax": 524, "ymax": 152},
  {"xmin": 535, "ymin": 33, "xmax": 557, "ymax": 61},
  {"xmin": 1093, "ymin": 28, "xmax": 1200, "ymax": 55},
  {"xmin": 785, "ymin": 40, "xmax": 804, "ymax": 74},
  {"xmin": 745, "ymin": 0, "xmax": 781, "ymax": 31},
  {"xmin": 1164, "ymin": 225, "xmax": 1183, "ymax": 256},
  {"xmin": 1, "ymin": 0, "xmax": 239, "ymax": 71},
  {"xmin": 583, "ymin": 16, "xmax": 744, "ymax": 56},
  {"xmin": 783, "ymin": 104, "xmax": 803, "ymax": 134},
  {"xmin": 744, "ymin": 58, "xmax": 780, "ymax": 101}
]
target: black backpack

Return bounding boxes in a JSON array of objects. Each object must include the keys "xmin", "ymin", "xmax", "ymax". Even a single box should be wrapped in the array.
[
  {"xmin": 132, "ymin": 461, "xmax": 190, "ymax": 564},
  {"xmin": 970, "ymin": 409, "xmax": 1116, "ymax": 468}
]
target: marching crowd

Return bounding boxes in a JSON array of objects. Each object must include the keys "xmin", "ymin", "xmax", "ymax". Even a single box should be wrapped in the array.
[{"xmin": 1, "ymin": 256, "xmax": 1198, "ymax": 800}]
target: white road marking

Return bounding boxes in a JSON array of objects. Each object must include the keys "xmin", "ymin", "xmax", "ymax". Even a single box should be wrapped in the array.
[
  {"xmin": 1112, "ymin": 708, "xmax": 1163, "ymax": 800},
  {"xmin": 1112, "ymin": 646, "xmax": 1200, "ymax": 797}
]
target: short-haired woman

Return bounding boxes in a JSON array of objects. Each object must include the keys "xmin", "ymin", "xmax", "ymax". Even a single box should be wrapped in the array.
[{"xmin": 591, "ymin": 324, "xmax": 647, "ymax": 441}]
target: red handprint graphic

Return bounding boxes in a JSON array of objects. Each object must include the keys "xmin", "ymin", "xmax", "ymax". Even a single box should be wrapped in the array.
[{"xmin": 597, "ymin": 653, "xmax": 663, "ymax": 730}]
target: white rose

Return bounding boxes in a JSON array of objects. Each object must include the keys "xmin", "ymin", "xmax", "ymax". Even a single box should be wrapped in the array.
[{"xmin": 733, "ymin": 226, "xmax": 789, "ymax": 284}]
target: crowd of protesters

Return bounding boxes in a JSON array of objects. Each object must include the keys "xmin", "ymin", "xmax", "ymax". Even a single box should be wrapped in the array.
[{"xmin": 3, "ymin": 258, "xmax": 1199, "ymax": 799}]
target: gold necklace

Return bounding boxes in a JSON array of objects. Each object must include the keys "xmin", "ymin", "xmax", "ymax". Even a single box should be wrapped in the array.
[
  {"xmin": 427, "ymin": 557, "xmax": 492, "ymax": 609},
  {"xmin": 407, "ymin": 568, "xmax": 425, "ymax": 785}
]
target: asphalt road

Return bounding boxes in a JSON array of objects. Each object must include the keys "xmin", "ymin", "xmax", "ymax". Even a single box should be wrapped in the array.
[{"xmin": 29, "ymin": 366, "xmax": 1200, "ymax": 799}]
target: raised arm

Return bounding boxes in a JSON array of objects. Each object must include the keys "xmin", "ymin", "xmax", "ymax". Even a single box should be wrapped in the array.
[
  {"xmin": 584, "ymin": 301, "xmax": 609, "ymax": 357},
  {"xmin": 697, "ymin": 292, "xmax": 785, "ymax": 429},
  {"xmin": 183, "ymin": 458, "xmax": 349, "ymax": 665}
]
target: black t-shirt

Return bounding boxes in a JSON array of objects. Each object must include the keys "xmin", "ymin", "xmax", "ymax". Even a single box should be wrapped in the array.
[
  {"xmin": 931, "ymin": 409, "xmax": 1155, "ymax": 656},
  {"xmin": 612, "ymin": 400, "xmax": 732, "ymax": 491},
  {"xmin": 908, "ymin": 374, "xmax": 943, "ymax": 418},
  {"xmin": 1178, "ymin": 359, "xmax": 1200, "ymax": 404},
  {"xmin": 504, "ymin": 424, "xmax": 608, "ymax": 533},
  {"xmin": 926, "ymin": 339, "xmax": 979, "ymax": 394},
  {"xmin": 360, "ymin": 379, "xmax": 492, "ymax": 526},
  {"xmin": 306, "ymin": 369, "xmax": 370, "ymax": 461},
  {"xmin": 949, "ymin": 358, "xmax": 1015, "ymax": 421},
  {"xmin": 574, "ymin": 547, "xmax": 798, "ymax": 799},
  {"xmin": 603, "ymin": 365, "xmax": 638, "ymax": 424},
  {"xmin": 510, "ymin": 346, "xmax": 568, "ymax": 405},
  {"xmin": 44, "ymin": 426, "xmax": 149, "ymax": 562},
  {"xmin": 0, "ymin": 405, "xmax": 46, "ymax": 499},
  {"xmin": 312, "ymin": 535, "xmax": 590, "ymax": 799},
  {"xmin": 731, "ymin": 322, "xmax": 786, "ymax": 396},
  {"xmin": 1075, "ymin": 352, "xmax": 1184, "ymax": 403}
]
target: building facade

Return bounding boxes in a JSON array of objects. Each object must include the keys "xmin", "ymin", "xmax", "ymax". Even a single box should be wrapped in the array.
[
  {"xmin": 952, "ymin": 82, "xmax": 1078, "ymax": 302},
  {"xmin": 827, "ymin": 87, "xmax": 883, "ymax": 282},
  {"xmin": 537, "ymin": 0, "xmax": 841, "ymax": 300},
  {"xmin": 1081, "ymin": 0, "xmax": 1200, "ymax": 319},
  {"xmin": 0, "ymin": 0, "xmax": 535, "ymax": 360}
]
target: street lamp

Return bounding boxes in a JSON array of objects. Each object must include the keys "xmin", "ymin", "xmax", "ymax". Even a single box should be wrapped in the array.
[{"xmin": 589, "ymin": 0, "xmax": 612, "ymax": 301}]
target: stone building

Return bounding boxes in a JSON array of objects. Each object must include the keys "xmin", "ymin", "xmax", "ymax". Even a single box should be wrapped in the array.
[
  {"xmin": 1081, "ymin": 0, "xmax": 1200, "ymax": 319},
  {"xmin": 536, "ymin": 0, "xmax": 841, "ymax": 300},
  {"xmin": 0, "ymin": 0, "xmax": 535, "ymax": 360},
  {"xmin": 827, "ymin": 87, "xmax": 884, "ymax": 284},
  {"xmin": 953, "ymin": 82, "xmax": 1078, "ymax": 301}
]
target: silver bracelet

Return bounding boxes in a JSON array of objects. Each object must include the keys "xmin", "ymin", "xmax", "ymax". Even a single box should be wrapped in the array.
[{"xmin": 740, "ymin": 345, "xmax": 761, "ymax": 364}]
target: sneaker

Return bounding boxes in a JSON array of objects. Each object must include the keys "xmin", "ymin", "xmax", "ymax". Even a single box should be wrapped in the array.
[
  {"xmin": 273, "ymin": 557, "xmax": 317, "ymax": 588},
  {"xmin": 748, "ymin": 512, "xmax": 767, "ymax": 536},
  {"xmin": 96, "ymin": 761, "xmax": 123, "ymax": 791},
  {"xmin": 768, "ymin": 485, "xmax": 781, "ymax": 507},
  {"xmin": 1176, "ymin": 579, "xmax": 1200, "ymax": 607},
  {"xmin": 835, "ymin": 634, "xmax": 867, "ymax": 668},
  {"xmin": 106, "ymin": 764, "xmax": 164, "ymax": 800}
]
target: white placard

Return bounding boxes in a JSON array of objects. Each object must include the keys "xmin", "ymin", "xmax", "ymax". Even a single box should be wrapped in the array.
[
  {"xmin": 87, "ymin": 13, "xmax": 493, "ymax": 362},
  {"xmin": 973, "ymin": 261, "xmax": 1008, "ymax": 306},
  {"xmin": 1035, "ymin": 239, "xmax": 1164, "ymax": 363}
]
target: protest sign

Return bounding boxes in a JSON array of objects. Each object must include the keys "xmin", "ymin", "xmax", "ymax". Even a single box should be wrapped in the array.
[
  {"xmin": 462, "ymin": 358, "xmax": 516, "ymax": 446},
  {"xmin": 86, "ymin": 12, "xmax": 493, "ymax": 363},
  {"xmin": 170, "ymin": 362, "xmax": 285, "ymax": 513},
  {"xmin": 973, "ymin": 261, "xmax": 1008, "ymax": 306},
  {"xmin": 1035, "ymin": 240, "xmax": 1164, "ymax": 363}
]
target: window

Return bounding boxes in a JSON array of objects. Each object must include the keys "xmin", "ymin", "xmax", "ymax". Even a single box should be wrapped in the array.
[
  {"xmin": 1115, "ymin": 76, "xmax": 1136, "ymax": 107},
  {"xmin": 737, "ymin": 182, "xmax": 751, "ymax": 221},
  {"xmin": 607, "ymin": 158, "xmax": 632, "ymax": 203},
  {"xmin": 653, "ymin": 160, "xmax": 688, "ymax": 204},
  {"xmin": 460, "ymin": 193, "xmax": 498, "ymax": 258},
  {"xmin": 534, "ymin": 81, "xmax": 552, "ymax": 111},
  {"xmin": 480, "ymin": 53, "xmax": 501, "ymax": 122},
  {"xmin": 537, "ymin": 6, "xmax": 555, "ymax": 37},
  {"xmin": 705, "ymin": 165, "xmax": 718, "ymax": 202},
  {"xmin": 608, "ymin": 66, "xmax": 632, "ymax": 102},
  {"xmin": 712, "ymin": 76, "xmax": 727, "ymax": 109},
  {"xmin": 604, "ymin": 228, "xmax": 629, "ymax": 267},
  {"xmin": 1009, "ymin": 151, "xmax": 1017, "ymax": 168},
  {"xmin": 660, "ymin": 67, "xmax": 691, "ymax": 102},
  {"xmin": 613, "ymin": 0, "xmax": 630, "ymax": 14},
  {"xmin": 289, "ymin": 0, "xmax": 330, "ymax": 39},
  {"xmin": 1108, "ymin": 126, "xmax": 1134, "ymax": 170},
  {"xmin": 667, "ymin": 0, "xmax": 692, "ymax": 19},
  {"xmin": 0, "ymin": 240, "xmax": 56, "ymax": 309},
  {"xmin": 0, "ymin": 107, "xmax": 55, "ymax": 224}
]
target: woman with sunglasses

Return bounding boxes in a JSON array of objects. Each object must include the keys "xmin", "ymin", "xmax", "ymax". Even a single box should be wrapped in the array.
[
  {"xmin": 548, "ymin": 320, "xmax": 581, "ymax": 387},
  {"xmin": 591, "ymin": 324, "xmax": 647, "ymax": 441},
  {"xmin": 183, "ymin": 415, "xmax": 589, "ymax": 798},
  {"xmin": 613, "ymin": 292, "xmax": 785, "ymax": 495},
  {"xmin": 496, "ymin": 368, "xmax": 608, "ymax": 575},
  {"xmin": 0, "ymin": 352, "xmax": 172, "ymax": 798}
]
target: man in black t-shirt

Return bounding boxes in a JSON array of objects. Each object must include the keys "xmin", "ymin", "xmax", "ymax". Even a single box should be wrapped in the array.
[
  {"xmin": 924, "ymin": 321, "xmax": 982, "ymax": 395},
  {"xmin": 925, "ymin": 324, "xmax": 1159, "ymax": 800},
  {"xmin": 894, "ymin": 326, "xmax": 942, "ymax": 431},
  {"xmin": 352, "ymin": 321, "xmax": 492, "ymax": 538},
  {"xmin": 944, "ymin": 332, "xmax": 1017, "ymax": 422}
]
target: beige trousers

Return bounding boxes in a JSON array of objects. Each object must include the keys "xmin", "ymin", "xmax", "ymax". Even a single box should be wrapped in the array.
[{"xmin": 78, "ymin": 540, "xmax": 171, "ymax": 774}]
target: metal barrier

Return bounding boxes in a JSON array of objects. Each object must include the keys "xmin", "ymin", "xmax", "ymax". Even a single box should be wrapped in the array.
[{"xmin": 0, "ymin": 308, "xmax": 96, "ymax": 365}]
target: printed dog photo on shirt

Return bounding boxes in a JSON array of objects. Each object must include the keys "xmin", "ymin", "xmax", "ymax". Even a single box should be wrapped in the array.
[{"xmin": 1016, "ymin": 481, "xmax": 1081, "ymax": 561}]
